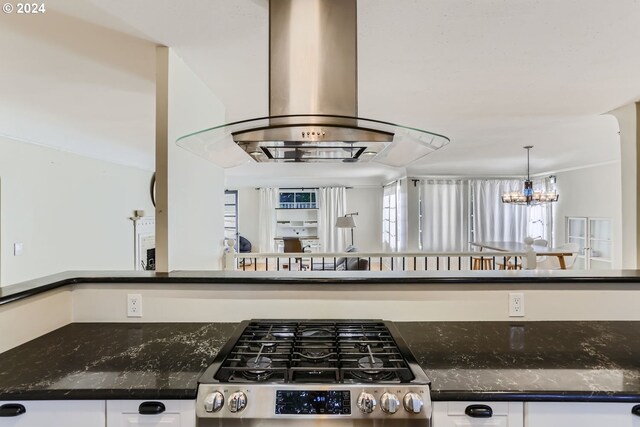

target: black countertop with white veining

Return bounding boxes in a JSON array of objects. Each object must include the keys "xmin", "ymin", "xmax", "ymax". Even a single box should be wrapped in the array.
[
  {"xmin": 0, "ymin": 323, "xmax": 238, "ymax": 399},
  {"xmin": 1, "ymin": 321, "xmax": 640, "ymax": 402},
  {"xmin": 398, "ymin": 321, "xmax": 640, "ymax": 402}
]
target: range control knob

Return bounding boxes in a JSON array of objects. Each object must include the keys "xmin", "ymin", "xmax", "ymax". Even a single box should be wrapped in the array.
[
  {"xmin": 403, "ymin": 392, "xmax": 424, "ymax": 414},
  {"xmin": 380, "ymin": 392, "xmax": 400, "ymax": 414},
  {"xmin": 203, "ymin": 391, "xmax": 224, "ymax": 413},
  {"xmin": 357, "ymin": 392, "xmax": 377, "ymax": 414},
  {"xmin": 228, "ymin": 391, "xmax": 247, "ymax": 413}
]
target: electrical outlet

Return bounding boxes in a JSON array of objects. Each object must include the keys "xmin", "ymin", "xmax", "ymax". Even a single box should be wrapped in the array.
[
  {"xmin": 127, "ymin": 294, "xmax": 142, "ymax": 318},
  {"xmin": 509, "ymin": 292, "xmax": 525, "ymax": 317}
]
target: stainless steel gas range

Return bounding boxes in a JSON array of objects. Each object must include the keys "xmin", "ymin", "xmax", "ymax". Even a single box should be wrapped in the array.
[{"xmin": 196, "ymin": 320, "xmax": 432, "ymax": 426}]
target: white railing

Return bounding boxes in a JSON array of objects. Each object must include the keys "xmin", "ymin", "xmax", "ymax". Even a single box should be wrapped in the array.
[{"xmin": 224, "ymin": 250, "xmax": 537, "ymax": 272}]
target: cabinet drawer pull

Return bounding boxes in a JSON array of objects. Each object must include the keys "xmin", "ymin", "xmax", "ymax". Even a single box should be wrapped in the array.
[
  {"xmin": 0, "ymin": 404, "xmax": 26, "ymax": 417},
  {"xmin": 632, "ymin": 404, "xmax": 640, "ymax": 417},
  {"xmin": 465, "ymin": 404, "xmax": 493, "ymax": 418},
  {"xmin": 138, "ymin": 401, "xmax": 166, "ymax": 415}
]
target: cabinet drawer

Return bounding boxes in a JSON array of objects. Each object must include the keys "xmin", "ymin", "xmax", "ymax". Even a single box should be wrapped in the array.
[
  {"xmin": 106, "ymin": 400, "xmax": 195, "ymax": 427},
  {"xmin": 526, "ymin": 402, "xmax": 640, "ymax": 427},
  {"xmin": 0, "ymin": 400, "xmax": 105, "ymax": 427},
  {"xmin": 433, "ymin": 401, "xmax": 523, "ymax": 427}
]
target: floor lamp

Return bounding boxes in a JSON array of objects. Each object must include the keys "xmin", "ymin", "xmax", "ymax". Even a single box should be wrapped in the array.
[{"xmin": 336, "ymin": 212, "xmax": 358, "ymax": 246}]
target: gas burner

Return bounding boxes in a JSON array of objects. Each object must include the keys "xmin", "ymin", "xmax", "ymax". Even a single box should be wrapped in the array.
[
  {"xmin": 300, "ymin": 327, "xmax": 334, "ymax": 338},
  {"xmin": 358, "ymin": 356, "xmax": 383, "ymax": 374},
  {"xmin": 357, "ymin": 340, "xmax": 370, "ymax": 352},
  {"xmin": 296, "ymin": 349, "xmax": 336, "ymax": 362},
  {"xmin": 352, "ymin": 356, "xmax": 394, "ymax": 382},
  {"xmin": 242, "ymin": 356, "xmax": 273, "ymax": 381},
  {"xmin": 260, "ymin": 333, "xmax": 278, "ymax": 352}
]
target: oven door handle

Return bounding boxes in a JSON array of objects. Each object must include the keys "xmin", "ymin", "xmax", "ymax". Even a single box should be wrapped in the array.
[
  {"xmin": 138, "ymin": 401, "xmax": 166, "ymax": 415},
  {"xmin": 465, "ymin": 404, "xmax": 493, "ymax": 418}
]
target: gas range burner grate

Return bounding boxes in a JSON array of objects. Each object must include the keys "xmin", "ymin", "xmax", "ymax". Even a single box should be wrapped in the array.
[{"xmin": 214, "ymin": 321, "xmax": 416, "ymax": 384}]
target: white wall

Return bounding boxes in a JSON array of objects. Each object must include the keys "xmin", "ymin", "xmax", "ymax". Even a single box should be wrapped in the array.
[
  {"xmin": 347, "ymin": 187, "xmax": 383, "ymax": 252},
  {"xmin": 554, "ymin": 162, "xmax": 623, "ymax": 269},
  {"xmin": 71, "ymin": 280, "xmax": 640, "ymax": 323},
  {"xmin": 158, "ymin": 49, "xmax": 227, "ymax": 270},
  {"xmin": 0, "ymin": 136, "xmax": 154, "ymax": 285}
]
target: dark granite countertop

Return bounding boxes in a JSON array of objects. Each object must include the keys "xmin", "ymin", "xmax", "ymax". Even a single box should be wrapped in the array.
[
  {"xmin": 3, "ymin": 270, "xmax": 640, "ymax": 306},
  {"xmin": 0, "ymin": 323, "xmax": 238, "ymax": 400},
  {"xmin": 1, "ymin": 321, "xmax": 640, "ymax": 402},
  {"xmin": 398, "ymin": 322, "xmax": 640, "ymax": 402}
]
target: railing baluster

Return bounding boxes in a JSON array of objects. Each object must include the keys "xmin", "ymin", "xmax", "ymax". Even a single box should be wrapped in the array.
[{"xmin": 231, "ymin": 251, "xmax": 526, "ymax": 273}]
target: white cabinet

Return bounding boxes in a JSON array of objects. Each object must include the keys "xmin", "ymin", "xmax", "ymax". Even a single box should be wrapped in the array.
[
  {"xmin": 525, "ymin": 402, "xmax": 640, "ymax": 426},
  {"xmin": 433, "ymin": 401, "xmax": 523, "ymax": 427},
  {"xmin": 0, "ymin": 400, "xmax": 105, "ymax": 427},
  {"xmin": 106, "ymin": 400, "xmax": 195, "ymax": 427},
  {"xmin": 566, "ymin": 217, "xmax": 613, "ymax": 270}
]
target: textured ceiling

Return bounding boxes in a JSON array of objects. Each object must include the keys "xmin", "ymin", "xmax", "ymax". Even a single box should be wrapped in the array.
[{"xmin": 3, "ymin": 0, "xmax": 638, "ymax": 182}]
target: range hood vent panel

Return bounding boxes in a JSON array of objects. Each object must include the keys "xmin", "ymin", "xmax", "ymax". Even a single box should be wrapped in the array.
[
  {"xmin": 177, "ymin": 114, "xmax": 449, "ymax": 166},
  {"xmin": 176, "ymin": 0, "xmax": 450, "ymax": 167}
]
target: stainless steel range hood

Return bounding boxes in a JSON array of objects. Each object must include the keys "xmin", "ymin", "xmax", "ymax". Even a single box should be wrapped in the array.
[{"xmin": 176, "ymin": 0, "xmax": 449, "ymax": 167}]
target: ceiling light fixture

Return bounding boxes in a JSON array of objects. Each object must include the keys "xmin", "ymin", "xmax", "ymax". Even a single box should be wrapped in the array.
[{"xmin": 501, "ymin": 146, "xmax": 559, "ymax": 205}]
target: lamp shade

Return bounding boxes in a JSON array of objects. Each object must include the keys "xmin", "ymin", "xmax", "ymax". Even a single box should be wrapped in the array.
[{"xmin": 335, "ymin": 216, "xmax": 356, "ymax": 228}]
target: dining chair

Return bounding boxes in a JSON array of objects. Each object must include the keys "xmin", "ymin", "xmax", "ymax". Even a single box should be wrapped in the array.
[{"xmin": 533, "ymin": 239, "xmax": 548, "ymax": 247}]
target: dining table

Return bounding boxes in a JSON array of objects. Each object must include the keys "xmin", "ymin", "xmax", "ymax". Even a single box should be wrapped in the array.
[{"xmin": 470, "ymin": 241, "xmax": 576, "ymax": 269}]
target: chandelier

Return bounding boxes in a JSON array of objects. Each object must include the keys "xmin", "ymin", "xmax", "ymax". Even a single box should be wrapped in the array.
[{"xmin": 501, "ymin": 146, "xmax": 559, "ymax": 205}]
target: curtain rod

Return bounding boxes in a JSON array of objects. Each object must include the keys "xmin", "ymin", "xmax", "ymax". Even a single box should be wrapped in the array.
[{"xmin": 254, "ymin": 186, "xmax": 353, "ymax": 190}]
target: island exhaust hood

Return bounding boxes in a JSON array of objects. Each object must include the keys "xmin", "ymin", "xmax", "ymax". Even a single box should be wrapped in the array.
[{"xmin": 176, "ymin": 0, "xmax": 449, "ymax": 167}]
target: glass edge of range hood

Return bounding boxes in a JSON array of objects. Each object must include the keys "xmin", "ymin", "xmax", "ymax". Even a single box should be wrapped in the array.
[{"xmin": 175, "ymin": 114, "xmax": 451, "ymax": 168}]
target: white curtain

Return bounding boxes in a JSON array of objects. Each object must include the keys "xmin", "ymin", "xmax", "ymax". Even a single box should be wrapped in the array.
[
  {"xmin": 258, "ymin": 188, "xmax": 278, "ymax": 252},
  {"xmin": 318, "ymin": 187, "xmax": 347, "ymax": 252},
  {"xmin": 420, "ymin": 179, "xmax": 470, "ymax": 251},
  {"xmin": 471, "ymin": 180, "xmax": 529, "ymax": 242}
]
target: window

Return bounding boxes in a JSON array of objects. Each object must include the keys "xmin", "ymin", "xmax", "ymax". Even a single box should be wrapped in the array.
[
  {"xmin": 224, "ymin": 190, "xmax": 239, "ymax": 248},
  {"xmin": 382, "ymin": 182, "xmax": 399, "ymax": 252},
  {"xmin": 278, "ymin": 190, "xmax": 317, "ymax": 209}
]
